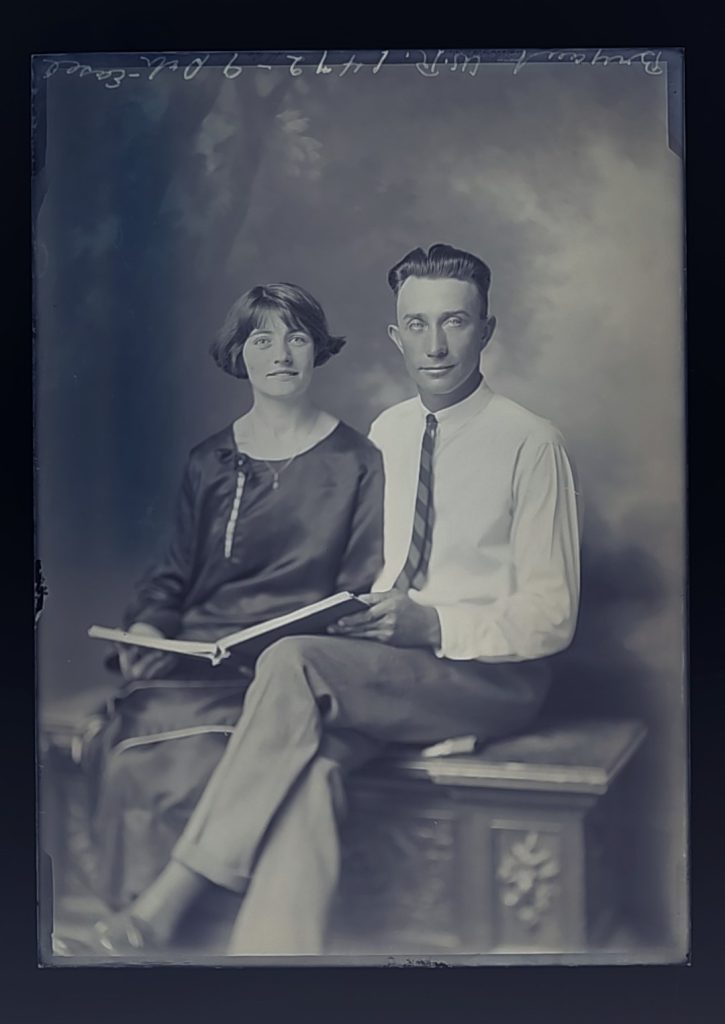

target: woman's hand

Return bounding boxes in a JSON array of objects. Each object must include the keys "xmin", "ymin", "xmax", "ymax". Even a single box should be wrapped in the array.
[
  {"xmin": 327, "ymin": 591, "xmax": 442, "ymax": 648},
  {"xmin": 117, "ymin": 622, "xmax": 178, "ymax": 682}
]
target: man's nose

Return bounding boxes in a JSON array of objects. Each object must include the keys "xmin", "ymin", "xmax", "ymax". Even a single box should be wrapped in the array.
[{"xmin": 426, "ymin": 325, "xmax": 448, "ymax": 358}]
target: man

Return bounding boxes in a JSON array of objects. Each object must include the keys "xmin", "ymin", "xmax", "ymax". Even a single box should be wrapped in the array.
[{"xmin": 91, "ymin": 243, "xmax": 581, "ymax": 957}]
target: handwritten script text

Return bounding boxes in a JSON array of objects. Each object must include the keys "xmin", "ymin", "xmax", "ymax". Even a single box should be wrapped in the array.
[{"xmin": 39, "ymin": 49, "xmax": 666, "ymax": 90}]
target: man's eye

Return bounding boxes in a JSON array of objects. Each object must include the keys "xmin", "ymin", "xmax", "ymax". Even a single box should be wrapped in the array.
[
  {"xmin": 408, "ymin": 320, "xmax": 425, "ymax": 332},
  {"xmin": 252, "ymin": 336, "xmax": 272, "ymax": 346},
  {"xmin": 445, "ymin": 317, "xmax": 463, "ymax": 327}
]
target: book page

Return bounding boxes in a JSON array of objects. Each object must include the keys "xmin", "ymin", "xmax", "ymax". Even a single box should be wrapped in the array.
[{"xmin": 87, "ymin": 626, "xmax": 218, "ymax": 660}]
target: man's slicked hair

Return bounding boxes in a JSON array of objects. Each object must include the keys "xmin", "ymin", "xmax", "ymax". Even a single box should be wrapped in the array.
[{"xmin": 388, "ymin": 243, "xmax": 492, "ymax": 318}]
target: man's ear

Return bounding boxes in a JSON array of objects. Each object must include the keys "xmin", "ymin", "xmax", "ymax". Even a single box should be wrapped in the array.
[
  {"xmin": 480, "ymin": 315, "xmax": 497, "ymax": 353},
  {"xmin": 388, "ymin": 323, "xmax": 404, "ymax": 355}
]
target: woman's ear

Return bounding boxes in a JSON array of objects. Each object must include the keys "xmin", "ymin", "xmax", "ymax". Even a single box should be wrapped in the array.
[{"xmin": 387, "ymin": 323, "xmax": 403, "ymax": 355}]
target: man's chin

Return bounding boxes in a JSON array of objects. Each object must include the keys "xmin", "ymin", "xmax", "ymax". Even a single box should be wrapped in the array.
[{"xmin": 416, "ymin": 372, "xmax": 462, "ymax": 395}]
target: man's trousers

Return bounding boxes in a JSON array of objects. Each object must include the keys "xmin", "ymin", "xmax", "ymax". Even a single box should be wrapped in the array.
[{"xmin": 171, "ymin": 635, "xmax": 551, "ymax": 954}]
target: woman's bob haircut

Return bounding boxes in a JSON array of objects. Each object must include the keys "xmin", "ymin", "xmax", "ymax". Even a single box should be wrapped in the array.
[{"xmin": 210, "ymin": 283, "xmax": 346, "ymax": 379}]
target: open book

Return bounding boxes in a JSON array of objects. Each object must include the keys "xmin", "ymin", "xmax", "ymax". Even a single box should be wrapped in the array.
[{"xmin": 88, "ymin": 592, "xmax": 368, "ymax": 667}]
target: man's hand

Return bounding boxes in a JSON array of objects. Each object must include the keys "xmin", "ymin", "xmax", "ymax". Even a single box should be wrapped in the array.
[
  {"xmin": 328, "ymin": 591, "xmax": 442, "ymax": 648},
  {"xmin": 117, "ymin": 622, "xmax": 178, "ymax": 682}
]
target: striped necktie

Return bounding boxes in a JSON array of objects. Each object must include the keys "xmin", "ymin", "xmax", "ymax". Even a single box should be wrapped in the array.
[{"xmin": 394, "ymin": 413, "xmax": 438, "ymax": 592}]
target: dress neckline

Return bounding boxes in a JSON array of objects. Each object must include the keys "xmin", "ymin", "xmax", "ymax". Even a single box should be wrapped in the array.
[{"xmin": 231, "ymin": 417, "xmax": 342, "ymax": 463}]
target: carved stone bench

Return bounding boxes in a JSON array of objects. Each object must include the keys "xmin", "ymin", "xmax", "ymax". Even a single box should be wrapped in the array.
[
  {"xmin": 39, "ymin": 695, "xmax": 646, "ymax": 957},
  {"xmin": 333, "ymin": 717, "xmax": 647, "ymax": 955}
]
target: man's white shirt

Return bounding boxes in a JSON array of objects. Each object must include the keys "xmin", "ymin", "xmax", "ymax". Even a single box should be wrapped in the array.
[{"xmin": 368, "ymin": 378, "xmax": 581, "ymax": 663}]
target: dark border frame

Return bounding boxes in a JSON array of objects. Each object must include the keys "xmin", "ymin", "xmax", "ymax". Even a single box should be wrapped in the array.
[{"xmin": 8, "ymin": 5, "xmax": 723, "ymax": 1022}]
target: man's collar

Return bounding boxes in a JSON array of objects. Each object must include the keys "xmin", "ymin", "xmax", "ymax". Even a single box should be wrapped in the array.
[{"xmin": 415, "ymin": 376, "xmax": 494, "ymax": 429}]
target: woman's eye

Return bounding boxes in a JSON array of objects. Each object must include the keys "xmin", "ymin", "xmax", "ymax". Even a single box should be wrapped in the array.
[
  {"xmin": 252, "ymin": 336, "xmax": 272, "ymax": 347},
  {"xmin": 289, "ymin": 335, "xmax": 310, "ymax": 345}
]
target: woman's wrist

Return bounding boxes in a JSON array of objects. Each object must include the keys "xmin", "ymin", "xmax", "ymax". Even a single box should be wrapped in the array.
[{"xmin": 128, "ymin": 621, "xmax": 165, "ymax": 639}]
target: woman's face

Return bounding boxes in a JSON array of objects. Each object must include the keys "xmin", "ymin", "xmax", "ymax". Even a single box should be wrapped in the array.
[{"xmin": 242, "ymin": 311, "xmax": 316, "ymax": 400}]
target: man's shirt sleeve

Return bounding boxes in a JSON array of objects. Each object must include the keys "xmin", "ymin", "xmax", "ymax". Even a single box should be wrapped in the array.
[{"xmin": 430, "ymin": 434, "xmax": 581, "ymax": 662}]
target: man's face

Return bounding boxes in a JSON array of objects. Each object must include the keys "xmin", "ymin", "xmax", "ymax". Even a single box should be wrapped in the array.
[{"xmin": 388, "ymin": 276, "xmax": 495, "ymax": 402}]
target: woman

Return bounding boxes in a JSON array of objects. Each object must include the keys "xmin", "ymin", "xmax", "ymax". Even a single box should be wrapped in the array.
[{"xmin": 84, "ymin": 282, "xmax": 383, "ymax": 918}]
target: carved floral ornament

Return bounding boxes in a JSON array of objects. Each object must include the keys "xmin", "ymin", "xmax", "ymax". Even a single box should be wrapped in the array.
[{"xmin": 496, "ymin": 830, "xmax": 561, "ymax": 930}]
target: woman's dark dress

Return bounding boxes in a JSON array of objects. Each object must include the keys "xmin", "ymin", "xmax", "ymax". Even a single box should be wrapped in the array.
[{"xmin": 89, "ymin": 421, "xmax": 384, "ymax": 908}]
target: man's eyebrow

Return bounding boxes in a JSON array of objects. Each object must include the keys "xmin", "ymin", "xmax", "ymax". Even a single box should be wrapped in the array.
[{"xmin": 402, "ymin": 309, "xmax": 473, "ymax": 322}]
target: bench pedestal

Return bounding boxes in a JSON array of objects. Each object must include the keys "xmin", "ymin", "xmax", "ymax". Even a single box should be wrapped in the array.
[{"xmin": 333, "ymin": 718, "xmax": 646, "ymax": 954}]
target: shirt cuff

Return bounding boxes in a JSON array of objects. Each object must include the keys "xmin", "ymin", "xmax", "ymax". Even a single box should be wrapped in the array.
[
  {"xmin": 433, "ymin": 601, "xmax": 577, "ymax": 663},
  {"xmin": 433, "ymin": 605, "xmax": 479, "ymax": 661},
  {"xmin": 432, "ymin": 604, "xmax": 525, "ymax": 662}
]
